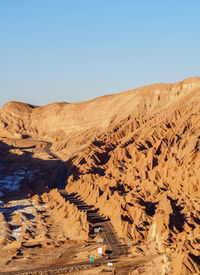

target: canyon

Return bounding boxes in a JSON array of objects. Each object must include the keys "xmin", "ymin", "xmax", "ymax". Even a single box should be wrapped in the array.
[{"xmin": 0, "ymin": 77, "xmax": 200, "ymax": 274}]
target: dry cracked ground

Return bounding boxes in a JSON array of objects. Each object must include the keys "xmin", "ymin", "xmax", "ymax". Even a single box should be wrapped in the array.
[{"xmin": 0, "ymin": 77, "xmax": 200, "ymax": 274}]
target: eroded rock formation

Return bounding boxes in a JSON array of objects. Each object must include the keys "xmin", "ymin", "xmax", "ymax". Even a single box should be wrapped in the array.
[{"xmin": 0, "ymin": 77, "xmax": 200, "ymax": 274}]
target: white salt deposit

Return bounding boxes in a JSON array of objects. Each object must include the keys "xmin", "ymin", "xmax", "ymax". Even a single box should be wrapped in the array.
[
  {"xmin": 0, "ymin": 175, "xmax": 24, "ymax": 192},
  {"xmin": 12, "ymin": 226, "xmax": 22, "ymax": 240},
  {"xmin": 11, "ymin": 199, "xmax": 31, "ymax": 206},
  {"xmin": 10, "ymin": 200, "xmax": 36, "ymax": 215},
  {"xmin": 0, "ymin": 168, "xmax": 40, "ymax": 197},
  {"xmin": 31, "ymin": 199, "xmax": 49, "ymax": 212},
  {"xmin": 7, "ymin": 199, "xmax": 40, "ymax": 240}
]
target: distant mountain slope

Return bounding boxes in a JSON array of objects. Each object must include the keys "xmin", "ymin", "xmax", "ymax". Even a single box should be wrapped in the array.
[{"xmin": 1, "ymin": 77, "xmax": 200, "ymax": 157}]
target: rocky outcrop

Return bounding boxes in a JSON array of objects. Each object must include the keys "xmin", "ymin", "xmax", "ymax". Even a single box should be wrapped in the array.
[
  {"xmin": 63, "ymin": 77, "xmax": 200, "ymax": 274},
  {"xmin": 41, "ymin": 189, "xmax": 89, "ymax": 241},
  {"xmin": 1, "ymin": 77, "xmax": 200, "ymax": 274}
]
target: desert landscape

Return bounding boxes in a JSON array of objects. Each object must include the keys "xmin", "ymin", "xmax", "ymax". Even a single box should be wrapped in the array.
[{"xmin": 0, "ymin": 77, "xmax": 200, "ymax": 274}]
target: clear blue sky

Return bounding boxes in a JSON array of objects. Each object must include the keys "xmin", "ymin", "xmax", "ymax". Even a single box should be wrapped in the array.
[{"xmin": 0, "ymin": 0, "xmax": 200, "ymax": 106}]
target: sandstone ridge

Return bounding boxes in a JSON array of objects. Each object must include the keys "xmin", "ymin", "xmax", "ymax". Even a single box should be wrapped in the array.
[
  {"xmin": 1, "ymin": 77, "xmax": 200, "ymax": 156},
  {"xmin": 1, "ymin": 77, "xmax": 200, "ymax": 274}
]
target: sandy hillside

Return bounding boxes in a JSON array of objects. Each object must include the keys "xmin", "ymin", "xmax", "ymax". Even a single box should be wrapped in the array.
[
  {"xmin": 0, "ymin": 77, "xmax": 199, "ymax": 156},
  {"xmin": 0, "ymin": 77, "xmax": 200, "ymax": 274}
]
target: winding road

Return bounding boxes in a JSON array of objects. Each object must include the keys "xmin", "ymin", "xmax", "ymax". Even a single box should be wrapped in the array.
[
  {"xmin": 43, "ymin": 140, "xmax": 127, "ymax": 262},
  {"xmin": 3, "ymin": 138, "xmax": 127, "ymax": 274}
]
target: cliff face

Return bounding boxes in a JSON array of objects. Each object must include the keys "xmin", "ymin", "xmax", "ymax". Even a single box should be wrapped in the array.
[{"xmin": 1, "ymin": 77, "xmax": 200, "ymax": 274}]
